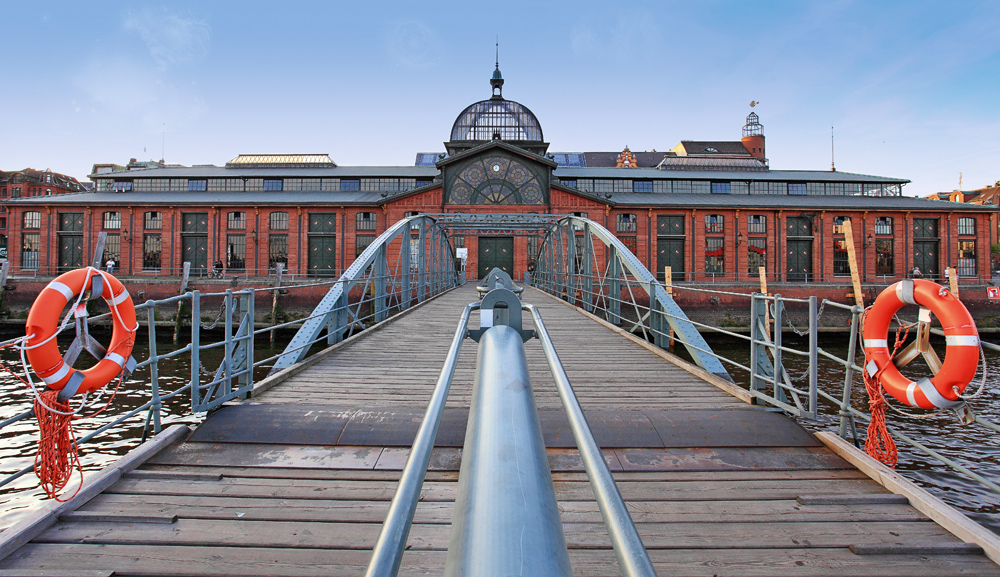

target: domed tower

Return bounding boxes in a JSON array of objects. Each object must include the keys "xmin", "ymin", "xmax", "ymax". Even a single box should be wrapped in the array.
[
  {"xmin": 742, "ymin": 112, "xmax": 765, "ymax": 161},
  {"xmin": 446, "ymin": 66, "xmax": 548, "ymax": 157}
]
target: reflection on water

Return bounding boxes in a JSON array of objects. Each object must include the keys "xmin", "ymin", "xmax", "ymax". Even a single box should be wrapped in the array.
[
  {"xmin": 700, "ymin": 334, "xmax": 1000, "ymax": 535},
  {"xmin": 1, "ymin": 328, "xmax": 998, "ymax": 537}
]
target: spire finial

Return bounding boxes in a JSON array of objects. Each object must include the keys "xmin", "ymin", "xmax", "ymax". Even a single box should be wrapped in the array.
[{"xmin": 490, "ymin": 37, "xmax": 504, "ymax": 98}]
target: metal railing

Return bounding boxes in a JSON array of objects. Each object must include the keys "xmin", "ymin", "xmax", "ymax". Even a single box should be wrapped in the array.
[
  {"xmin": 365, "ymin": 280, "xmax": 655, "ymax": 577},
  {"xmin": 531, "ymin": 219, "xmax": 1000, "ymax": 500},
  {"xmin": 0, "ymin": 215, "xmax": 459, "ymax": 492}
]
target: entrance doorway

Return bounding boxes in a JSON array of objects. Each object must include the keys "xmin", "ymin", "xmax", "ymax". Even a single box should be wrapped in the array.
[{"xmin": 478, "ymin": 236, "xmax": 513, "ymax": 280}]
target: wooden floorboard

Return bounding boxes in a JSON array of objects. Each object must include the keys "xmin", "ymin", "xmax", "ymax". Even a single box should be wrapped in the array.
[{"xmin": 3, "ymin": 283, "xmax": 998, "ymax": 576}]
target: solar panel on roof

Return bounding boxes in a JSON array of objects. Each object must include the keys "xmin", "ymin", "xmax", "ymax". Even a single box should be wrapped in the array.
[{"xmin": 550, "ymin": 153, "xmax": 584, "ymax": 167}]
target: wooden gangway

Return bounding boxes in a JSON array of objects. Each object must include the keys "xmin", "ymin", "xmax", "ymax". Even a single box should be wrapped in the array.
[{"xmin": 1, "ymin": 283, "xmax": 998, "ymax": 576}]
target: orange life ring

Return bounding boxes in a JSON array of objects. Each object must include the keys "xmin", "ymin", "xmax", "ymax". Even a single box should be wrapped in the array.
[
  {"xmin": 862, "ymin": 279, "xmax": 979, "ymax": 409},
  {"xmin": 25, "ymin": 268, "xmax": 137, "ymax": 396}
]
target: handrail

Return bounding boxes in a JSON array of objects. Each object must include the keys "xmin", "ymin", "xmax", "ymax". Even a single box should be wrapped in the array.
[
  {"xmin": 527, "ymin": 303, "xmax": 657, "ymax": 577},
  {"xmin": 364, "ymin": 302, "xmax": 477, "ymax": 577}
]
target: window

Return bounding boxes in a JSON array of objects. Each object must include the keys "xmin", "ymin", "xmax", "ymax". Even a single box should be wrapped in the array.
[
  {"xmin": 268, "ymin": 235, "xmax": 288, "ymax": 270},
  {"xmin": 876, "ymin": 239, "xmax": 894, "ymax": 276},
  {"xmin": 711, "ymin": 182, "xmax": 731, "ymax": 194},
  {"xmin": 21, "ymin": 233, "xmax": 40, "ymax": 269},
  {"xmin": 23, "ymin": 211, "xmax": 40, "ymax": 229},
  {"xmin": 269, "ymin": 211, "xmax": 289, "ymax": 230},
  {"xmin": 356, "ymin": 212, "xmax": 376, "ymax": 231},
  {"xmin": 143, "ymin": 234, "xmax": 162, "ymax": 272},
  {"xmin": 705, "ymin": 214, "xmax": 724, "ymax": 233},
  {"xmin": 0, "ymin": 217, "xmax": 6, "ymax": 229},
  {"xmin": 112, "ymin": 180, "xmax": 132, "ymax": 192},
  {"xmin": 874, "ymin": 216, "xmax": 893, "ymax": 235},
  {"xmin": 559, "ymin": 178, "xmax": 577, "ymax": 188},
  {"xmin": 832, "ymin": 216, "xmax": 850, "ymax": 234},
  {"xmin": 957, "ymin": 241, "xmax": 976, "ymax": 277},
  {"xmin": 833, "ymin": 239, "xmax": 850, "ymax": 276},
  {"xmin": 958, "ymin": 217, "xmax": 975, "ymax": 236},
  {"xmin": 188, "ymin": 179, "xmax": 207, "ymax": 192},
  {"xmin": 747, "ymin": 238, "xmax": 766, "ymax": 274},
  {"xmin": 616, "ymin": 213, "xmax": 637, "ymax": 233},
  {"xmin": 571, "ymin": 212, "xmax": 588, "ymax": 231},
  {"xmin": 144, "ymin": 211, "xmax": 162, "ymax": 229},
  {"xmin": 103, "ymin": 211, "xmax": 121, "ymax": 229},
  {"xmin": 404, "ymin": 211, "xmax": 422, "ymax": 231},
  {"xmin": 226, "ymin": 234, "xmax": 246, "ymax": 272},
  {"xmin": 747, "ymin": 214, "xmax": 766, "ymax": 234},
  {"xmin": 263, "ymin": 179, "xmax": 283, "ymax": 192},
  {"xmin": 633, "ymin": 180, "xmax": 653, "ymax": 193},
  {"xmin": 415, "ymin": 178, "xmax": 434, "ymax": 188},
  {"xmin": 618, "ymin": 236, "xmax": 637, "ymax": 254},
  {"xmin": 452, "ymin": 236, "xmax": 465, "ymax": 248},
  {"xmin": 705, "ymin": 237, "xmax": 724, "ymax": 275},
  {"xmin": 340, "ymin": 179, "xmax": 360, "ymax": 191},
  {"xmin": 526, "ymin": 236, "xmax": 539, "ymax": 269},
  {"xmin": 228, "ymin": 211, "xmax": 246, "ymax": 230},
  {"xmin": 788, "ymin": 183, "xmax": 807, "ymax": 195},
  {"xmin": 104, "ymin": 234, "xmax": 121, "ymax": 265},
  {"xmin": 356, "ymin": 234, "xmax": 376, "ymax": 256}
]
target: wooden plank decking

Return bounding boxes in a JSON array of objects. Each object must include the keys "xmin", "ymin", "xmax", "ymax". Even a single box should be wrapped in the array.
[{"xmin": 1, "ymin": 283, "xmax": 998, "ymax": 576}]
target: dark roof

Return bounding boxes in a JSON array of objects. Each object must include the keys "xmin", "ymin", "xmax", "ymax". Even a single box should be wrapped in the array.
[
  {"xmin": 5, "ymin": 190, "xmax": 387, "ymax": 206},
  {"xmin": 675, "ymin": 141, "xmax": 752, "ymax": 156},
  {"xmin": 88, "ymin": 165, "xmax": 439, "ymax": 179},
  {"xmin": 608, "ymin": 192, "xmax": 990, "ymax": 211},
  {"xmin": 435, "ymin": 139, "xmax": 557, "ymax": 169},
  {"xmin": 554, "ymin": 167, "xmax": 908, "ymax": 184},
  {"xmin": 0, "ymin": 169, "xmax": 86, "ymax": 191}
]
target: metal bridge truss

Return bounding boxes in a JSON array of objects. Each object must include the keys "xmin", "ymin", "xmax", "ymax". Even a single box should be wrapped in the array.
[
  {"xmin": 532, "ymin": 215, "xmax": 732, "ymax": 380},
  {"xmin": 269, "ymin": 215, "xmax": 459, "ymax": 375}
]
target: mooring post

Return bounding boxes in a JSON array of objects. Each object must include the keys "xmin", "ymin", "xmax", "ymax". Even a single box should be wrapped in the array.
[
  {"xmin": 174, "ymin": 262, "xmax": 191, "ymax": 344},
  {"xmin": 270, "ymin": 263, "xmax": 283, "ymax": 346}
]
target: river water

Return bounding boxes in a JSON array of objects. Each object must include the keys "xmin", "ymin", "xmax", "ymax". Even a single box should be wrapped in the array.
[{"xmin": 1, "ymin": 326, "xmax": 998, "ymax": 535}]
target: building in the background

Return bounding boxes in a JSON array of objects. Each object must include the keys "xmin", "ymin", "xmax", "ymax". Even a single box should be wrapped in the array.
[
  {"xmin": 926, "ymin": 180, "xmax": 1000, "ymax": 270},
  {"xmin": 0, "ymin": 168, "xmax": 87, "ymax": 261},
  {"xmin": 4, "ymin": 67, "xmax": 994, "ymax": 285}
]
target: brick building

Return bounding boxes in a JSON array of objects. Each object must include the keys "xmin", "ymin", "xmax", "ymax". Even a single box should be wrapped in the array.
[
  {"xmin": 0, "ymin": 168, "xmax": 86, "ymax": 261},
  {"xmin": 5, "ymin": 67, "xmax": 994, "ymax": 285}
]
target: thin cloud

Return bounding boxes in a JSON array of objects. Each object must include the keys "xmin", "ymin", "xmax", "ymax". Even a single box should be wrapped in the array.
[
  {"xmin": 384, "ymin": 19, "xmax": 442, "ymax": 70},
  {"xmin": 123, "ymin": 8, "xmax": 210, "ymax": 67}
]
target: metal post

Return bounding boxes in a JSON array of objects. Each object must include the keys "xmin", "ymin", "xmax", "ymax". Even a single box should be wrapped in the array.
[
  {"xmin": 527, "ymin": 305, "xmax": 657, "ymax": 577},
  {"xmin": 609, "ymin": 246, "xmax": 621, "ymax": 325},
  {"xmin": 270, "ymin": 263, "xmax": 283, "ymax": 346},
  {"xmin": 772, "ymin": 294, "xmax": 786, "ymax": 404},
  {"xmin": 444, "ymin": 323, "xmax": 572, "ymax": 577},
  {"xmin": 223, "ymin": 290, "xmax": 234, "ymax": 398},
  {"xmin": 146, "ymin": 301, "xmax": 161, "ymax": 434},
  {"xmin": 750, "ymin": 294, "xmax": 763, "ymax": 396},
  {"xmin": 417, "ymin": 220, "xmax": 426, "ymax": 302},
  {"xmin": 239, "ymin": 289, "xmax": 254, "ymax": 393},
  {"xmin": 808, "ymin": 295, "xmax": 818, "ymax": 418},
  {"xmin": 375, "ymin": 245, "xmax": 387, "ymax": 322},
  {"xmin": 190, "ymin": 291, "xmax": 201, "ymax": 409},
  {"xmin": 583, "ymin": 224, "xmax": 594, "ymax": 312},
  {"xmin": 401, "ymin": 230, "xmax": 411, "ymax": 310},
  {"xmin": 364, "ymin": 304, "xmax": 476, "ymax": 577},
  {"xmin": 174, "ymin": 261, "xmax": 191, "ymax": 344},
  {"xmin": 839, "ymin": 305, "xmax": 862, "ymax": 438}
]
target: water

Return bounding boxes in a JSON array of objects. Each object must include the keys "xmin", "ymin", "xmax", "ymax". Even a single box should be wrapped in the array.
[
  {"xmin": 1, "ymin": 327, "xmax": 998, "ymax": 536},
  {"xmin": 699, "ymin": 333, "xmax": 1000, "ymax": 534}
]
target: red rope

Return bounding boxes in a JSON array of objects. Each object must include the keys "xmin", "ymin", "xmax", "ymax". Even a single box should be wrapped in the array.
[
  {"xmin": 32, "ymin": 389, "xmax": 83, "ymax": 501},
  {"xmin": 861, "ymin": 314, "xmax": 908, "ymax": 468}
]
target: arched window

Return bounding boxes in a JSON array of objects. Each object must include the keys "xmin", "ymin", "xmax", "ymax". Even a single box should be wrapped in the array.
[
  {"xmin": 228, "ymin": 211, "xmax": 246, "ymax": 230},
  {"xmin": 103, "ymin": 211, "xmax": 121, "ymax": 229},
  {"xmin": 269, "ymin": 211, "xmax": 289, "ymax": 230}
]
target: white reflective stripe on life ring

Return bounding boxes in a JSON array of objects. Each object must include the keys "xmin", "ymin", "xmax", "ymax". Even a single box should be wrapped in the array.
[
  {"xmin": 945, "ymin": 335, "xmax": 980, "ymax": 347},
  {"xmin": 905, "ymin": 377, "xmax": 962, "ymax": 409},
  {"xmin": 41, "ymin": 362, "xmax": 70, "ymax": 385},
  {"xmin": 45, "ymin": 281, "xmax": 76, "ymax": 302},
  {"xmin": 863, "ymin": 339, "xmax": 888, "ymax": 349},
  {"xmin": 108, "ymin": 289, "xmax": 130, "ymax": 306},
  {"xmin": 895, "ymin": 280, "xmax": 917, "ymax": 305},
  {"xmin": 106, "ymin": 352, "xmax": 126, "ymax": 367}
]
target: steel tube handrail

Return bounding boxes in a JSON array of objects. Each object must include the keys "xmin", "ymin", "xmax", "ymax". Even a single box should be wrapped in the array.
[
  {"xmin": 526, "ymin": 303, "xmax": 656, "ymax": 577},
  {"xmin": 444, "ymin": 322, "xmax": 572, "ymax": 577},
  {"xmin": 364, "ymin": 302, "xmax": 477, "ymax": 577}
]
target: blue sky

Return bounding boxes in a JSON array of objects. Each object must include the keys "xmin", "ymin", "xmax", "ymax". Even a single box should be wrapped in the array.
[{"xmin": 1, "ymin": 1, "xmax": 998, "ymax": 196}]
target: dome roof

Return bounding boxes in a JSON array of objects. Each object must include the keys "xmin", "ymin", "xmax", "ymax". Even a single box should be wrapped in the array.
[{"xmin": 450, "ymin": 98, "xmax": 543, "ymax": 142}]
